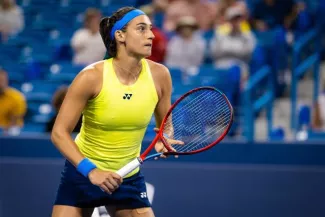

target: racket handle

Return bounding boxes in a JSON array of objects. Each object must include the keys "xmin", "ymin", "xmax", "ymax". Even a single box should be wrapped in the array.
[{"xmin": 116, "ymin": 157, "xmax": 142, "ymax": 178}]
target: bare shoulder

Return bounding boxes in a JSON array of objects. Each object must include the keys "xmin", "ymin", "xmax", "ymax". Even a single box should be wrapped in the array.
[
  {"xmin": 78, "ymin": 61, "xmax": 104, "ymax": 80},
  {"xmin": 146, "ymin": 59, "xmax": 171, "ymax": 79},
  {"xmin": 146, "ymin": 59, "xmax": 172, "ymax": 99},
  {"xmin": 70, "ymin": 61, "xmax": 105, "ymax": 98}
]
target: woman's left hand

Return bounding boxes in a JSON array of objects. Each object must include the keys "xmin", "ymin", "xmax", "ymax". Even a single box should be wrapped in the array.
[{"xmin": 153, "ymin": 128, "xmax": 184, "ymax": 159}]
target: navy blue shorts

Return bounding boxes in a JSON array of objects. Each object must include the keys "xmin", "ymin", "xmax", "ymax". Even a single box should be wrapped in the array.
[{"xmin": 54, "ymin": 160, "xmax": 151, "ymax": 209}]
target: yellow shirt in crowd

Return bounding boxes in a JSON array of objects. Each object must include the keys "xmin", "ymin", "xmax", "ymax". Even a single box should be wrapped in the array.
[{"xmin": 0, "ymin": 87, "xmax": 27, "ymax": 129}]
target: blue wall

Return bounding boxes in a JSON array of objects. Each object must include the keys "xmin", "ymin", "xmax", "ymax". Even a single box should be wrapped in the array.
[{"xmin": 1, "ymin": 135, "xmax": 325, "ymax": 217}]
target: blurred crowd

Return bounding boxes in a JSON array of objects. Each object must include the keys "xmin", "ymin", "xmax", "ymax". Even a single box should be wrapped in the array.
[{"xmin": 0, "ymin": 0, "xmax": 324, "ymax": 138}]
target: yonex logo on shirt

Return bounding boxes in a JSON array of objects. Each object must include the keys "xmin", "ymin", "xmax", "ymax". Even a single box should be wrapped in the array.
[{"xmin": 123, "ymin": 93, "xmax": 133, "ymax": 100}]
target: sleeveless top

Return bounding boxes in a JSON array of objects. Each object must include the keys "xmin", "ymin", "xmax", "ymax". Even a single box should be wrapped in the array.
[{"xmin": 75, "ymin": 58, "xmax": 158, "ymax": 177}]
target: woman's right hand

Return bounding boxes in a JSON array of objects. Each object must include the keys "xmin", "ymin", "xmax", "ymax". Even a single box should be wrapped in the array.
[{"xmin": 88, "ymin": 168, "xmax": 123, "ymax": 194}]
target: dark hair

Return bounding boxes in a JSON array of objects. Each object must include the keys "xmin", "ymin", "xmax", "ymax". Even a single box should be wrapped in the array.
[{"xmin": 99, "ymin": 6, "xmax": 136, "ymax": 57}]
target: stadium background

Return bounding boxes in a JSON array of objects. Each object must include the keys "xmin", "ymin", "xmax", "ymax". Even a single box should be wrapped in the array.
[{"xmin": 0, "ymin": 0, "xmax": 325, "ymax": 216}]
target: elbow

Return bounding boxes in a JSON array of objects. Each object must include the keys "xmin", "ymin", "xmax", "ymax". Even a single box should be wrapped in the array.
[
  {"xmin": 51, "ymin": 122, "xmax": 73, "ymax": 146},
  {"xmin": 51, "ymin": 129, "xmax": 60, "ymax": 146},
  {"xmin": 51, "ymin": 126, "xmax": 65, "ymax": 147}
]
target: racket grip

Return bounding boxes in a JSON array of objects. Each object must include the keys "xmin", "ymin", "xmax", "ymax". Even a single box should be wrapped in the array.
[{"xmin": 116, "ymin": 157, "xmax": 142, "ymax": 178}]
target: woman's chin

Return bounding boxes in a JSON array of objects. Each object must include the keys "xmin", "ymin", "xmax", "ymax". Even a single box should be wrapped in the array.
[
  {"xmin": 140, "ymin": 51, "xmax": 152, "ymax": 58},
  {"xmin": 133, "ymin": 49, "xmax": 152, "ymax": 59}
]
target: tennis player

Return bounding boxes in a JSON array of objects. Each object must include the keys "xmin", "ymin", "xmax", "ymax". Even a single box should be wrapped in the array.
[{"xmin": 51, "ymin": 6, "xmax": 179, "ymax": 217}]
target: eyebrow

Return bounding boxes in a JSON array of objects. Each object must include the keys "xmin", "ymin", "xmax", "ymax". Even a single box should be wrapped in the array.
[{"xmin": 136, "ymin": 22, "xmax": 152, "ymax": 27}]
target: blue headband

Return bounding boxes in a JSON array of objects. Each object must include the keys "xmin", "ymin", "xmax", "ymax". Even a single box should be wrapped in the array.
[{"xmin": 110, "ymin": 9, "xmax": 145, "ymax": 39}]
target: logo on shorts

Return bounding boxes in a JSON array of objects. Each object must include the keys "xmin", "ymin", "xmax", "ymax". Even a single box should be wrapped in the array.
[
  {"xmin": 123, "ymin": 93, "xmax": 133, "ymax": 100},
  {"xmin": 140, "ymin": 192, "xmax": 147, "ymax": 198}
]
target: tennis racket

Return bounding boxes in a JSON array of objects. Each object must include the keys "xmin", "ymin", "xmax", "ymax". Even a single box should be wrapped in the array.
[{"xmin": 116, "ymin": 86, "xmax": 234, "ymax": 178}]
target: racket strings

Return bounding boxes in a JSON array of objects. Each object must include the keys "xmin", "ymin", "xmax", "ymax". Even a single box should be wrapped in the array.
[
  {"xmin": 163, "ymin": 89, "xmax": 232, "ymax": 153},
  {"xmin": 165, "ymin": 103, "xmax": 229, "ymax": 144},
  {"xmin": 164, "ymin": 92, "xmax": 227, "ymax": 134},
  {"xmin": 164, "ymin": 94, "xmax": 228, "ymax": 134},
  {"xmin": 166, "ymin": 91, "xmax": 223, "ymax": 117},
  {"xmin": 164, "ymin": 93, "xmax": 226, "ymax": 134},
  {"xmin": 162, "ymin": 91, "xmax": 219, "ymax": 136},
  {"xmin": 173, "ymin": 105, "xmax": 231, "ymax": 152},
  {"xmin": 177, "ymin": 114, "xmax": 231, "ymax": 152}
]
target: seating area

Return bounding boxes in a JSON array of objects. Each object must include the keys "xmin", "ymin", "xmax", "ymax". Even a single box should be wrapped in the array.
[{"xmin": 1, "ymin": 0, "xmax": 324, "ymax": 140}]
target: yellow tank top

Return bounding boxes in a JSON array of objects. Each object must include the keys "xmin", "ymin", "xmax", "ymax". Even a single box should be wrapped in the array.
[{"xmin": 75, "ymin": 58, "xmax": 158, "ymax": 177}]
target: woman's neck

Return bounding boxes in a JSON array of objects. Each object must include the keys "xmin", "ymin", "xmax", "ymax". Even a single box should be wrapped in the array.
[
  {"xmin": 114, "ymin": 52, "xmax": 142, "ymax": 76},
  {"xmin": 112, "ymin": 52, "xmax": 143, "ymax": 85}
]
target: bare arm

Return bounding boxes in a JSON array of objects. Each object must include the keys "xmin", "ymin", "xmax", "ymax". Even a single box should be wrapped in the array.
[
  {"xmin": 51, "ymin": 67, "xmax": 100, "ymax": 167},
  {"xmin": 149, "ymin": 62, "xmax": 184, "ymax": 157},
  {"xmin": 153, "ymin": 64, "xmax": 173, "ymax": 137}
]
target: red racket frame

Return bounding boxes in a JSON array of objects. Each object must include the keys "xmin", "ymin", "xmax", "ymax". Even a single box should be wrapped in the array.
[{"xmin": 140, "ymin": 86, "xmax": 234, "ymax": 161}]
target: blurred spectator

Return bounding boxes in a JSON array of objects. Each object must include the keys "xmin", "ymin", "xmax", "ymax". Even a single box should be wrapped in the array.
[
  {"xmin": 45, "ymin": 86, "xmax": 82, "ymax": 133},
  {"xmin": 250, "ymin": 0, "xmax": 296, "ymax": 31},
  {"xmin": 312, "ymin": 81, "xmax": 325, "ymax": 131},
  {"xmin": 250, "ymin": 0, "xmax": 297, "ymax": 97},
  {"xmin": 140, "ymin": 5, "xmax": 168, "ymax": 63},
  {"xmin": 136, "ymin": 0, "xmax": 153, "ymax": 7},
  {"xmin": 165, "ymin": 16, "xmax": 206, "ymax": 70},
  {"xmin": 152, "ymin": 0, "xmax": 169, "ymax": 11},
  {"xmin": 250, "ymin": 0, "xmax": 312, "ymax": 43},
  {"xmin": 139, "ymin": 0, "xmax": 169, "ymax": 29},
  {"xmin": 0, "ymin": 0, "xmax": 24, "ymax": 42},
  {"xmin": 140, "ymin": 0, "xmax": 169, "ymax": 12},
  {"xmin": 210, "ymin": 6, "xmax": 256, "ymax": 81},
  {"xmin": 71, "ymin": 8, "xmax": 106, "ymax": 66},
  {"xmin": 215, "ymin": 0, "xmax": 248, "ymax": 26},
  {"xmin": 0, "ymin": 68, "xmax": 26, "ymax": 132},
  {"xmin": 163, "ymin": 0, "xmax": 217, "ymax": 32}
]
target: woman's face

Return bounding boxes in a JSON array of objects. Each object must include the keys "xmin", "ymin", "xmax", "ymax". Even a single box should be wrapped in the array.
[{"xmin": 118, "ymin": 15, "xmax": 155, "ymax": 58}]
